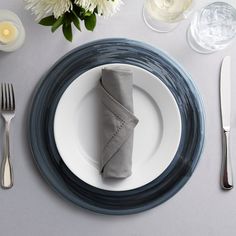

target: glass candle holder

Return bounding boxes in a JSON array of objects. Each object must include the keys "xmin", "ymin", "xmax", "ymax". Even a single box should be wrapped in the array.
[{"xmin": 0, "ymin": 9, "xmax": 25, "ymax": 52}]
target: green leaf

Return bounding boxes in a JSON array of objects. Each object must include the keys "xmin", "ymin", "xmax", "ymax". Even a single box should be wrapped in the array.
[
  {"xmin": 73, "ymin": 5, "xmax": 82, "ymax": 18},
  {"xmin": 94, "ymin": 7, "xmax": 98, "ymax": 14},
  {"xmin": 73, "ymin": 5, "xmax": 85, "ymax": 20},
  {"xmin": 84, "ymin": 11, "xmax": 92, "ymax": 17},
  {"xmin": 84, "ymin": 14, "xmax": 96, "ymax": 31},
  {"xmin": 62, "ymin": 23, "xmax": 72, "ymax": 42},
  {"xmin": 39, "ymin": 15, "xmax": 56, "ymax": 26},
  {"xmin": 74, "ymin": 6, "xmax": 94, "ymax": 20},
  {"xmin": 64, "ymin": 13, "xmax": 72, "ymax": 26},
  {"xmin": 51, "ymin": 16, "xmax": 64, "ymax": 33},
  {"xmin": 71, "ymin": 11, "xmax": 81, "ymax": 31},
  {"xmin": 72, "ymin": 9, "xmax": 79, "ymax": 18}
]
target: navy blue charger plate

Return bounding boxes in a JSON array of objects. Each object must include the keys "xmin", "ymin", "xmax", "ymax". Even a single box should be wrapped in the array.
[{"xmin": 28, "ymin": 38, "xmax": 205, "ymax": 215}]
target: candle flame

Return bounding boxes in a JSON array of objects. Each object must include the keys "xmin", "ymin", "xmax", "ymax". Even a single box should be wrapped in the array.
[{"xmin": 3, "ymin": 29, "xmax": 10, "ymax": 36}]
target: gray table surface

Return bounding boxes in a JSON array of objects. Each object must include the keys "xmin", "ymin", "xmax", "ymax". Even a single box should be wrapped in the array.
[{"xmin": 1, "ymin": 0, "xmax": 236, "ymax": 235}]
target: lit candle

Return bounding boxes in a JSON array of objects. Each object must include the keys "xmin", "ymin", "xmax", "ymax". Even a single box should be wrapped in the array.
[
  {"xmin": 0, "ymin": 21, "xmax": 18, "ymax": 44},
  {"xmin": 0, "ymin": 10, "xmax": 25, "ymax": 52}
]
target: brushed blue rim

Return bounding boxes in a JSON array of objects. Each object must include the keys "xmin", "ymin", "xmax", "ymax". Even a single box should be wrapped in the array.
[{"xmin": 28, "ymin": 38, "xmax": 205, "ymax": 215}]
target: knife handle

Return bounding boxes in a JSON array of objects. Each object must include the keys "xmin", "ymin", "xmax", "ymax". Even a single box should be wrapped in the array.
[{"xmin": 221, "ymin": 130, "xmax": 233, "ymax": 190}]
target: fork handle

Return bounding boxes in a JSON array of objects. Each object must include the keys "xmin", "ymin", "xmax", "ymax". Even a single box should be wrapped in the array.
[{"xmin": 1, "ymin": 121, "xmax": 13, "ymax": 189}]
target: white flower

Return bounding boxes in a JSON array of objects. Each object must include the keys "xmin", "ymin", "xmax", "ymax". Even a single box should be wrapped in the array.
[
  {"xmin": 25, "ymin": 0, "xmax": 72, "ymax": 20},
  {"xmin": 75, "ymin": 0, "xmax": 123, "ymax": 17}
]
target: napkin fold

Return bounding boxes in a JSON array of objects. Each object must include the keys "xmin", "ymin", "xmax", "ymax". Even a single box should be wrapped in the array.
[{"xmin": 99, "ymin": 68, "xmax": 139, "ymax": 179}]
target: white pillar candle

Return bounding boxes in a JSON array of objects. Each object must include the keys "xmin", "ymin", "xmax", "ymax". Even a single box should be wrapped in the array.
[{"xmin": 0, "ymin": 10, "xmax": 25, "ymax": 52}]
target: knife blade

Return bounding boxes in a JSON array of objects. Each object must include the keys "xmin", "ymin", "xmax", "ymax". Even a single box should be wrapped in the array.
[{"xmin": 220, "ymin": 56, "xmax": 233, "ymax": 190}]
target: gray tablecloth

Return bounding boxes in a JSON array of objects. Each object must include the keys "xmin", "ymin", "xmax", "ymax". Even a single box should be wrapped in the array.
[{"xmin": 1, "ymin": 0, "xmax": 236, "ymax": 235}]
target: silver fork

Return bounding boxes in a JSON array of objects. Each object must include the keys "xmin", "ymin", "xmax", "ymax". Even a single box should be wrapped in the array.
[{"xmin": 1, "ymin": 83, "xmax": 15, "ymax": 189}]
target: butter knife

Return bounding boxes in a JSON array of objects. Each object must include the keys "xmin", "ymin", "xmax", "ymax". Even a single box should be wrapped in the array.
[{"xmin": 220, "ymin": 56, "xmax": 233, "ymax": 190}]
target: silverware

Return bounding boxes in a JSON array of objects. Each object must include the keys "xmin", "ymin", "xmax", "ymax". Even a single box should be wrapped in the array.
[
  {"xmin": 220, "ymin": 56, "xmax": 233, "ymax": 190},
  {"xmin": 1, "ymin": 83, "xmax": 15, "ymax": 189}
]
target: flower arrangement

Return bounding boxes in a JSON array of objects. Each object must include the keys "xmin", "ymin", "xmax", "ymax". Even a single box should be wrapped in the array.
[{"xmin": 25, "ymin": 0, "xmax": 123, "ymax": 41}]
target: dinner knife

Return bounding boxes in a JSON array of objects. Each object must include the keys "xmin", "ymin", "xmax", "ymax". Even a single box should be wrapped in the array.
[{"xmin": 220, "ymin": 56, "xmax": 233, "ymax": 190}]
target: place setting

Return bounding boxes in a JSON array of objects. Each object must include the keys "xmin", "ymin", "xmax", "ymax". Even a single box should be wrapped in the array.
[{"xmin": 0, "ymin": 0, "xmax": 235, "ymax": 216}]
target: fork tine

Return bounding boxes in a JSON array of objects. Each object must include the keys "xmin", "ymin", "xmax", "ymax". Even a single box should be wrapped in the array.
[
  {"xmin": 2, "ymin": 83, "xmax": 6, "ymax": 110},
  {"xmin": 1, "ymin": 84, "xmax": 3, "ymax": 110},
  {"xmin": 4, "ymin": 83, "xmax": 7, "ymax": 110},
  {"xmin": 5, "ymin": 83, "xmax": 9, "ymax": 110},
  {"xmin": 11, "ymin": 84, "xmax": 15, "ymax": 111},
  {"xmin": 8, "ymin": 84, "xmax": 13, "ymax": 111}
]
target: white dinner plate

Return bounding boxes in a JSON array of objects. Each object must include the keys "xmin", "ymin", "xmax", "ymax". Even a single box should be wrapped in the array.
[{"xmin": 54, "ymin": 64, "xmax": 181, "ymax": 191}]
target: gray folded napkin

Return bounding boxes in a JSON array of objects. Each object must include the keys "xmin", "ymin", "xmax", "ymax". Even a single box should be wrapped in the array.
[{"xmin": 99, "ymin": 68, "xmax": 139, "ymax": 179}]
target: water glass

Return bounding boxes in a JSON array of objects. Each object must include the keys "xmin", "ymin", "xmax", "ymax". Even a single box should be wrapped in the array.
[
  {"xmin": 143, "ymin": 0, "xmax": 194, "ymax": 32},
  {"xmin": 187, "ymin": 1, "xmax": 236, "ymax": 53}
]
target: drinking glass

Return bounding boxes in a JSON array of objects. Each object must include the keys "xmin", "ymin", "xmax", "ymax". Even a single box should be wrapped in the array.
[
  {"xmin": 143, "ymin": 0, "xmax": 194, "ymax": 32},
  {"xmin": 187, "ymin": 1, "xmax": 236, "ymax": 53}
]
